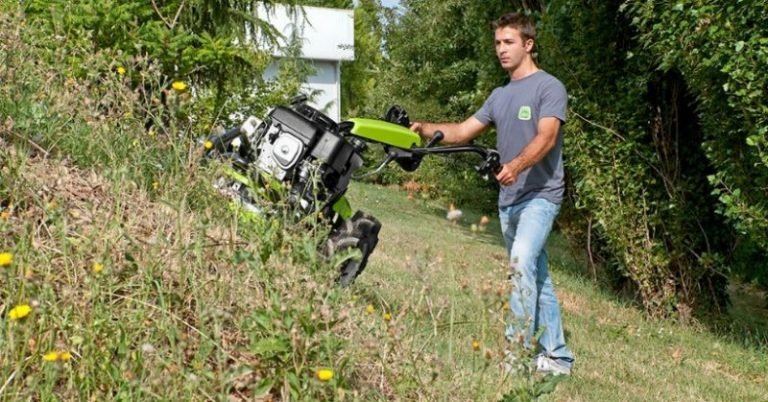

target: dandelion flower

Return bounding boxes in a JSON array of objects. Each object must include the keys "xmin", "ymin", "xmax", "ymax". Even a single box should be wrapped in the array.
[
  {"xmin": 383, "ymin": 312, "xmax": 392, "ymax": 322},
  {"xmin": 315, "ymin": 368, "xmax": 334, "ymax": 381},
  {"xmin": 92, "ymin": 262, "xmax": 103, "ymax": 273},
  {"xmin": 472, "ymin": 339, "xmax": 481, "ymax": 351},
  {"xmin": 42, "ymin": 351, "xmax": 72, "ymax": 362},
  {"xmin": 172, "ymin": 81, "xmax": 188, "ymax": 92},
  {"xmin": 117, "ymin": 66, "xmax": 126, "ymax": 76},
  {"xmin": 0, "ymin": 252, "xmax": 12, "ymax": 267},
  {"xmin": 8, "ymin": 304, "xmax": 32, "ymax": 320},
  {"xmin": 203, "ymin": 140, "xmax": 214, "ymax": 150},
  {"xmin": 365, "ymin": 304, "xmax": 374, "ymax": 315}
]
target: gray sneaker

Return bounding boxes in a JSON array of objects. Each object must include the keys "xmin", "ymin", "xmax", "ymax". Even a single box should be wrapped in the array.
[{"xmin": 535, "ymin": 356, "xmax": 571, "ymax": 376}]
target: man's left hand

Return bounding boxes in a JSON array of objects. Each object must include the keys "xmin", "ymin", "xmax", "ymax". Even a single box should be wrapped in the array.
[{"xmin": 495, "ymin": 162, "xmax": 519, "ymax": 186}]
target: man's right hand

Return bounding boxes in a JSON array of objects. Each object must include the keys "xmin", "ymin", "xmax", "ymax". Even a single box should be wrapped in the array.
[{"xmin": 409, "ymin": 122, "xmax": 424, "ymax": 135}]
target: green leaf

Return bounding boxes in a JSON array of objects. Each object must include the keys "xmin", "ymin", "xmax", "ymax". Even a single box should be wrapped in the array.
[
  {"xmin": 253, "ymin": 378, "xmax": 275, "ymax": 397},
  {"xmin": 251, "ymin": 337, "xmax": 291, "ymax": 357},
  {"xmin": 251, "ymin": 311, "xmax": 274, "ymax": 331}
]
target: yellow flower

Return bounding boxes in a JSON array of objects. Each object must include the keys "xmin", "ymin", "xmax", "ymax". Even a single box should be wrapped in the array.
[
  {"xmin": 152, "ymin": 181, "xmax": 160, "ymax": 190},
  {"xmin": 203, "ymin": 140, "xmax": 214, "ymax": 150},
  {"xmin": 0, "ymin": 252, "xmax": 12, "ymax": 267},
  {"xmin": 43, "ymin": 351, "xmax": 60, "ymax": 362},
  {"xmin": 383, "ymin": 312, "xmax": 392, "ymax": 322},
  {"xmin": 92, "ymin": 262, "xmax": 103, "ymax": 273},
  {"xmin": 8, "ymin": 304, "xmax": 32, "ymax": 320},
  {"xmin": 171, "ymin": 81, "xmax": 187, "ymax": 92},
  {"xmin": 365, "ymin": 304, "xmax": 374, "ymax": 315},
  {"xmin": 117, "ymin": 66, "xmax": 126, "ymax": 76},
  {"xmin": 471, "ymin": 339, "xmax": 481, "ymax": 351},
  {"xmin": 42, "ymin": 351, "xmax": 72, "ymax": 362},
  {"xmin": 315, "ymin": 368, "xmax": 334, "ymax": 381}
]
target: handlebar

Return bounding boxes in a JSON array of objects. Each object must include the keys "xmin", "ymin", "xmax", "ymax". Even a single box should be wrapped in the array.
[
  {"xmin": 207, "ymin": 126, "xmax": 242, "ymax": 153},
  {"xmin": 364, "ymin": 129, "xmax": 501, "ymax": 181}
]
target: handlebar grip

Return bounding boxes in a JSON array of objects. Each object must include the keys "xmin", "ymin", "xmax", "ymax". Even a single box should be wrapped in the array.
[{"xmin": 209, "ymin": 127, "xmax": 241, "ymax": 151}]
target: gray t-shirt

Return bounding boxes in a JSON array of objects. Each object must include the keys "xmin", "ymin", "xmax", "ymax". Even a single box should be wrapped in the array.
[{"xmin": 473, "ymin": 70, "xmax": 567, "ymax": 207}]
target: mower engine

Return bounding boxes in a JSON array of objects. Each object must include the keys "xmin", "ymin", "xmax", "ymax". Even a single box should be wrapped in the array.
[{"xmin": 230, "ymin": 102, "xmax": 367, "ymax": 217}]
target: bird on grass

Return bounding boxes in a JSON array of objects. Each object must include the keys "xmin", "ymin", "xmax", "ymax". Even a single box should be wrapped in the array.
[
  {"xmin": 446, "ymin": 203, "xmax": 463, "ymax": 224},
  {"xmin": 478, "ymin": 215, "xmax": 490, "ymax": 231},
  {"xmin": 471, "ymin": 216, "xmax": 491, "ymax": 233},
  {"xmin": 403, "ymin": 179, "xmax": 421, "ymax": 200}
]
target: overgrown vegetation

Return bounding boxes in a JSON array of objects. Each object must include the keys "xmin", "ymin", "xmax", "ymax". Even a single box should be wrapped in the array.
[{"xmin": 3, "ymin": 1, "xmax": 768, "ymax": 400}]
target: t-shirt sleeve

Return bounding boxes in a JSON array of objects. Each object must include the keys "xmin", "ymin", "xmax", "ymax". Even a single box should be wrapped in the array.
[
  {"xmin": 473, "ymin": 90, "xmax": 497, "ymax": 125},
  {"xmin": 539, "ymin": 79, "xmax": 568, "ymax": 123}
]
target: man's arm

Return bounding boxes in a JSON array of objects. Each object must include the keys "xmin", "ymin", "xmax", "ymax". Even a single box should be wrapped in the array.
[
  {"xmin": 495, "ymin": 116, "xmax": 561, "ymax": 186},
  {"xmin": 410, "ymin": 116, "xmax": 489, "ymax": 145}
]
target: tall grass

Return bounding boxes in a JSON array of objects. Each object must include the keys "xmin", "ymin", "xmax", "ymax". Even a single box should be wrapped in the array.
[{"xmin": 1, "ymin": 7, "xmax": 356, "ymax": 400}]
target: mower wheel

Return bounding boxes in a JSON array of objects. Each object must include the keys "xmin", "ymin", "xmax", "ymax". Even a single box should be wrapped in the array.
[{"xmin": 327, "ymin": 211, "xmax": 381, "ymax": 287}]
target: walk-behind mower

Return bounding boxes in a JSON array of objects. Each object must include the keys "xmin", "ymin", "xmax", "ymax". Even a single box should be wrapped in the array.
[{"xmin": 202, "ymin": 95, "xmax": 500, "ymax": 286}]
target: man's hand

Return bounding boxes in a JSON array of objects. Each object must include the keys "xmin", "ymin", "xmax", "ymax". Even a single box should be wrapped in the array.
[
  {"xmin": 495, "ymin": 161, "xmax": 520, "ymax": 186},
  {"xmin": 495, "ymin": 117, "xmax": 561, "ymax": 186},
  {"xmin": 409, "ymin": 122, "xmax": 424, "ymax": 136}
]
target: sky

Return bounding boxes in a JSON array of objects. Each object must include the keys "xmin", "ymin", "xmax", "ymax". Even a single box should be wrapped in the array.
[{"xmin": 380, "ymin": 0, "xmax": 401, "ymax": 9}]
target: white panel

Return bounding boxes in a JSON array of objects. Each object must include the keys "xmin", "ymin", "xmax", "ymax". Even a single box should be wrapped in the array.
[{"xmin": 265, "ymin": 59, "xmax": 341, "ymax": 122}]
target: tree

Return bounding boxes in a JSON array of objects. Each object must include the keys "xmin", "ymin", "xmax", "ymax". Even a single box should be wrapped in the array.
[{"xmin": 24, "ymin": 0, "xmax": 305, "ymax": 121}]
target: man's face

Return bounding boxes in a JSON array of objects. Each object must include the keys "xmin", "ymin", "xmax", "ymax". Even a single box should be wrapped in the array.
[{"xmin": 494, "ymin": 27, "xmax": 532, "ymax": 72}]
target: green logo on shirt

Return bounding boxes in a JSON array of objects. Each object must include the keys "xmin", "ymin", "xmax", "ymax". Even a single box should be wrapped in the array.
[{"xmin": 518, "ymin": 106, "xmax": 532, "ymax": 120}]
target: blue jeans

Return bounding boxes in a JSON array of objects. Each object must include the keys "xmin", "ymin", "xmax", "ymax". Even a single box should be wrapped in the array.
[{"xmin": 499, "ymin": 198, "xmax": 574, "ymax": 368}]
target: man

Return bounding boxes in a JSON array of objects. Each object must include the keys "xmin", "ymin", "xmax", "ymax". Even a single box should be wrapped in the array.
[{"xmin": 409, "ymin": 12, "xmax": 574, "ymax": 375}]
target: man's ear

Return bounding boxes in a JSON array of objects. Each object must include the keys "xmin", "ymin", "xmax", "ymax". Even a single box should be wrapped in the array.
[{"xmin": 525, "ymin": 38, "xmax": 535, "ymax": 52}]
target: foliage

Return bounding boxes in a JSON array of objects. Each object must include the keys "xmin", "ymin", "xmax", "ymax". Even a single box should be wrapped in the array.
[
  {"xmin": 533, "ymin": 0, "xmax": 732, "ymax": 317},
  {"xmin": 340, "ymin": 0, "xmax": 386, "ymax": 118},
  {"xmin": 622, "ymin": 0, "xmax": 768, "ymax": 288},
  {"xmin": 21, "ymin": 0, "xmax": 308, "ymax": 126},
  {"xmin": 0, "ymin": 7, "xmax": 352, "ymax": 399}
]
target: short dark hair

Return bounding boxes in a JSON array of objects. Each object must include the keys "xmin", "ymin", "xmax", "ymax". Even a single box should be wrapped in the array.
[{"xmin": 492, "ymin": 12, "xmax": 536, "ymax": 42}]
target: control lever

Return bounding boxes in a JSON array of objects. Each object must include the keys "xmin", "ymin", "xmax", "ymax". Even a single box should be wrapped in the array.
[
  {"xmin": 475, "ymin": 150, "xmax": 502, "ymax": 181},
  {"xmin": 426, "ymin": 131, "xmax": 444, "ymax": 148}
]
